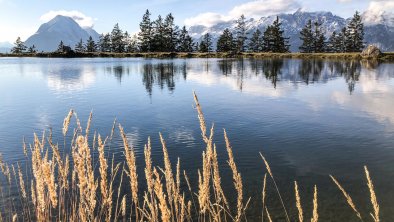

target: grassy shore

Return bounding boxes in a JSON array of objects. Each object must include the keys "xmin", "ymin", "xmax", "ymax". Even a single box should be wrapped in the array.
[
  {"xmin": 0, "ymin": 93, "xmax": 383, "ymax": 221},
  {"xmin": 1, "ymin": 51, "xmax": 394, "ymax": 61}
]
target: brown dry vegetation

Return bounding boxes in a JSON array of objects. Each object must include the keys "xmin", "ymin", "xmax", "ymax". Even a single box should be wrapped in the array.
[
  {"xmin": 0, "ymin": 92, "xmax": 383, "ymax": 221},
  {"xmin": 1, "ymin": 52, "xmax": 394, "ymax": 61}
]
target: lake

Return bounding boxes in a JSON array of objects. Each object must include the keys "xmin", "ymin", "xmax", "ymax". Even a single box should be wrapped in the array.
[{"xmin": 1, "ymin": 57, "xmax": 394, "ymax": 221}]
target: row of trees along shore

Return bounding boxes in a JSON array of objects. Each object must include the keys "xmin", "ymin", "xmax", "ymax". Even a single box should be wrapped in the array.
[{"xmin": 10, "ymin": 10, "xmax": 365, "ymax": 54}]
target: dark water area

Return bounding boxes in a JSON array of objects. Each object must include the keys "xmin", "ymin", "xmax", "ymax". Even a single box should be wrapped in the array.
[{"xmin": 0, "ymin": 57, "xmax": 394, "ymax": 221}]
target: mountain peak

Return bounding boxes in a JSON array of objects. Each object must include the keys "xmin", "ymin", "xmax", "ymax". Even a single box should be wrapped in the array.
[{"xmin": 25, "ymin": 15, "xmax": 100, "ymax": 52}]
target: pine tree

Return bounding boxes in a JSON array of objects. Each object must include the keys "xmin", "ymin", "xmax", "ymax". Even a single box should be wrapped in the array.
[
  {"xmin": 11, "ymin": 37, "xmax": 27, "ymax": 54},
  {"xmin": 199, "ymin": 41, "xmax": 207, "ymax": 53},
  {"xmin": 345, "ymin": 11, "xmax": 364, "ymax": 52},
  {"xmin": 138, "ymin": 9, "xmax": 153, "ymax": 52},
  {"xmin": 262, "ymin": 26, "xmax": 273, "ymax": 52},
  {"xmin": 235, "ymin": 14, "xmax": 247, "ymax": 52},
  {"xmin": 163, "ymin": 13, "xmax": 179, "ymax": 52},
  {"xmin": 27, "ymin": 45, "xmax": 37, "ymax": 53},
  {"xmin": 194, "ymin": 42, "xmax": 199, "ymax": 52},
  {"xmin": 111, "ymin": 23, "xmax": 125, "ymax": 53},
  {"xmin": 337, "ymin": 27, "xmax": 347, "ymax": 52},
  {"xmin": 327, "ymin": 31, "xmax": 338, "ymax": 52},
  {"xmin": 199, "ymin": 33, "xmax": 212, "ymax": 52},
  {"xmin": 126, "ymin": 34, "xmax": 139, "ymax": 52},
  {"xmin": 313, "ymin": 21, "xmax": 326, "ymax": 52},
  {"xmin": 217, "ymin": 28, "xmax": 235, "ymax": 52},
  {"xmin": 262, "ymin": 17, "xmax": 289, "ymax": 52},
  {"xmin": 57, "ymin": 41, "xmax": 65, "ymax": 52},
  {"xmin": 178, "ymin": 26, "xmax": 194, "ymax": 52},
  {"xmin": 75, "ymin": 39, "xmax": 85, "ymax": 52},
  {"xmin": 85, "ymin": 36, "xmax": 97, "ymax": 52},
  {"xmin": 99, "ymin": 34, "xmax": 111, "ymax": 52},
  {"xmin": 248, "ymin": 29, "xmax": 262, "ymax": 52},
  {"xmin": 299, "ymin": 20, "xmax": 314, "ymax": 53},
  {"xmin": 152, "ymin": 15, "xmax": 166, "ymax": 52}
]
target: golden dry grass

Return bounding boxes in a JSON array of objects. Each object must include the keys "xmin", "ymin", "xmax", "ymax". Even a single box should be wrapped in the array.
[
  {"xmin": 294, "ymin": 181, "xmax": 303, "ymax": 222},
  {"xmin": 0, "ymin": 93, "xmax": 385, "ymax": 222}
]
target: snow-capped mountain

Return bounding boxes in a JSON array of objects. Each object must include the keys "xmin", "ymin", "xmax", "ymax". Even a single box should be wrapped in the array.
[
  {"xmin": 0, "ymin": 42, "xmax": 13, "ymax": 53},
  {"xmin": 25, "ymin": 15, "xmax": 100, "ymax": 52},
  {"xmin": 189, "ymin": 9, "xmax": 394, "ymax": 52}
]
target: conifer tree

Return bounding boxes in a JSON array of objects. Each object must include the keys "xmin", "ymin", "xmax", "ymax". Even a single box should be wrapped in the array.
[
  {"xmin": 138, "ymin": 9, "xmax": 153, "ymax": 52},
  {"xmin": 28, "ymin": 45, "xmax": 37, "ymax": 53},
  {"xmin": 57, "ymin": 40, "xmax": 65, "ymax": 52},
  {"xmin": 235, "ymin": 14, "xmax": 247, "ymax": 52},
  {"xmin": 262, "ymin": 17, "xmax": 289, "ymax": 52},
  {"xmin": 99, "ymin": 34, "xmax": 111, "ymax": 52},
  {"xmin": 248, "ymin": 29, "xmax": 263, "ymax": 52},
  {"xmin": 217, "ymin": 28, "xmax": 235, "ymax": 52},
  {"xmin": 262, "ymin": 26, "xmax": 273, "ymax": 52},
  {"xmin": 11, "ymin": 37, "xmax": 27, "ymax": 54},
  {"xmin": 312, "ymin": 21, "xmax": 326, "ymax": 52},
  {"xmin": 337, "ymin": 27, "xmax": 347, "ymax": 52},
  {"xmin": 126, "ymin": 34, "xmax": 139, "ymax": 52},
  {"xmin": 178, "ymin": 26, "xmax": 194, "ymax": 52},
  {"xmin": 75, "ymin": 39, "xmax": 85, "ymax": 52},
  {"xmin": 199, "ymin": 33, "xmax": 213, "ymax": 52},
  {"xmin": 85, "ymin": 36, "xmax": 97, "ymax": 52},
  {"xmin": 327, "ymin": 31, "xmax": 338, "ymax": 52},
  {"xmin": 163, "ymin": 13, "xmax": 179, "ymax": 52},
  {"xmin": 111, "ymin": 23, "xmax": 125, "ymax": 53},
  {"xmin": 152, "ymin": 15, "xmax": 166, "ymax": 52},
  {"xmin": 194, "ymin": 42, "xmax": 199, "ymax": 52},
  {"xmin": 299, "ymin": 20, "xmax": 314, "ymax": 53},
  {"xmin": 345, "ymin": 11, "xmax": 364, "ymax": 52}
]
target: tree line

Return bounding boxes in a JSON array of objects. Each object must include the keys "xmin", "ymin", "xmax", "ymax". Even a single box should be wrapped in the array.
[
  {"xmin": 10, "ymin": 10, "xmax": 365, "ymax": 54},
  {"xmin": 299, "ymin": 11, "xmax": 364, "ymax": 53}
]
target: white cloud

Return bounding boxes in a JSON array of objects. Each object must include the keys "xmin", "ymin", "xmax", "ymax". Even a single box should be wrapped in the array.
[
  {"xmin": 363, "ymin": 0, "xmax": 394, "ymax": 25},
  {"xmin": 184, "ymin": 12, "xmax": 231, "ymax": 27},
  {"xmin": 40, "ymin": 10, "xmax": 96, "ymax": 28},
  {"xmin": 229, "ymin": 0, "xmax": 301, "ymax": 18},
  {"xmin": 184, "ymin": 0, "xmax": 300, "ymax": 27},
  {"xmin": 366, "ymin": 0, "xmax": 394, "ymax": 13}
]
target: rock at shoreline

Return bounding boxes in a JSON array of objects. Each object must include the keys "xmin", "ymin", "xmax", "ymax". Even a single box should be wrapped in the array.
[{"xmin": 361, "ymin": 45, "xmax": 382, "ymax": 59}]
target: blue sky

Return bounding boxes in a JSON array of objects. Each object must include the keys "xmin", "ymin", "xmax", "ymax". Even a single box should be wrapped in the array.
[{"xmin": 0, "ymin": 0, "xmax": 391, "ymax": 43}]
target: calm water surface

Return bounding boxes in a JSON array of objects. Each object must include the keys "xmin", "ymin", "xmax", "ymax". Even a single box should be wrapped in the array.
[{"xmin": 1, "ymin": 57, "xmax": 394, "ymax": 221}]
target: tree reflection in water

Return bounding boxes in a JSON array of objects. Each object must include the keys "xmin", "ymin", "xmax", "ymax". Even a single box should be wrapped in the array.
[{"xmin": 102, "ymin": 58, "xmax": 384, "ymax": 95}]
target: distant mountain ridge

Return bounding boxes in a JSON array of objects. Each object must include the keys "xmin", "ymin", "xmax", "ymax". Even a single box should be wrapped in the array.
[
  {"xmin": 0, "ymin": 42, "xmax": 13, "ymax": 53},
  {"xmin": 188, "ymin": 9, "xmax": 394, "ymax": 52},
  {"xmin": 25, "ymin": 15, "xmax": 100, "ymax": 52}
]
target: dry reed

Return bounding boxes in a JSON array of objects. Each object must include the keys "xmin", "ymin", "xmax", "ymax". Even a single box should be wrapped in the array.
[
  {"xmin": 119, "ymin": 124, "xmax": 139, "ymax": 208},
  {"xmin": 259, "ymin": 152, "xmax": 290, "ymax": 222},
  {"xmin": 262, "ymin": 173, "xmax": 267, "ymax": 221},
  {"xmin": 224, "ymin": 129, "xmax": 243, "ymax": 222},
  {"xmin": 364, "ymin": 166, "xmax": 379, "ymax": 222},
  {"xmin": 63, "ymin": 109, "xmax": 73, "ymax": 136},
  {"xmin": 294, "ymin": 181, "xmax": 303, "ymax": 222},
  {"xmin": 329, "ymin": 175, "xmax": 362, "ymax": 220},
  {"xmin": 265, "ymin": 207, "xmax": 272, "ymax": 222},
  {"xmin": 311, "ymin": 185, "xmax": 318, "ymax": 222}
]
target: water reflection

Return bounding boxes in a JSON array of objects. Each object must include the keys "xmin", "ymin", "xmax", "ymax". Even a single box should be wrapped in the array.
[
  {"xmin": 41, "ymin": 58, "xmax": 393, "ymax": 97},
  {"xmin": 43, "ymin": 64, "xmax": 96, "ymax": 92},
  {"xmin": 141, "ymin": 62, "xmax": 178, "ymax": 94}
]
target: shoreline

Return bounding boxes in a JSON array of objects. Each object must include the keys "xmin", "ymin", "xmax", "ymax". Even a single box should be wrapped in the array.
[{"xmin": 1, "ymin": 52, "xmax": 394, "ymax": 61}]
